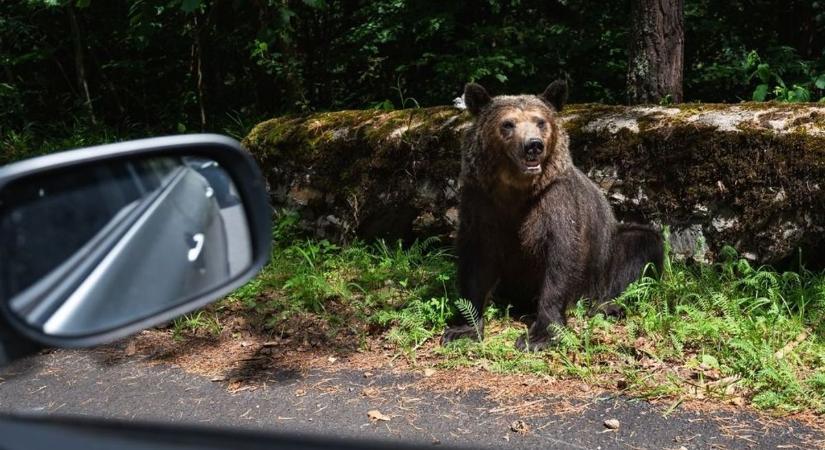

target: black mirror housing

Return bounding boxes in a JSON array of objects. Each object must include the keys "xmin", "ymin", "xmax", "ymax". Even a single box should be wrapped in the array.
[{"xmin": 0, "ymin": 134, "xmax": 271, "ymax": 350}]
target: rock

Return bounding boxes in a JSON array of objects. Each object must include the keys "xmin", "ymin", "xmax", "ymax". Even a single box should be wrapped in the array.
[
  {"xmin": 367, "ymin": 409, "xmax": 391, "ymax": 422},
  {"xmin": 243, "ymin": 103, "xmax": 825, "ymax": 266},
  {"xmin": 604, "ymin": 418, "xmax": 620, "ymax": 430},
  {"xmin": 669, "ymin": 224, "xmax": 710, "ymax": 263},
  {"xmin": 510, "ymin": 420, "xmax": 530, "ymax": 433}
]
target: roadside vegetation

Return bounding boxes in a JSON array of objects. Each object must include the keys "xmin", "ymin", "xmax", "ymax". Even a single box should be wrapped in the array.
[
  {"xmin": 0, "ymin": 113, "xmax": 257, "ymax": 166},
  {"xmin": 200, "ymin": 211, "xmax": 825, "ymax": 416}
]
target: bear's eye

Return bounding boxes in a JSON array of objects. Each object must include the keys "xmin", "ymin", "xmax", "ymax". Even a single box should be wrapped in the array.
[
  {"xmin": 501, "ymin": 121, "xmax": 515, "ymax": 131},
  {"xmin": 536, "ymin": 119, "xmax": 547, "ymax": 129}
]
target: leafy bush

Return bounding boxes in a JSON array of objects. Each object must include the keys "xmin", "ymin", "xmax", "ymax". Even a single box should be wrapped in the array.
[{"xmin": 745, "ymin": 49, "xmax": 825, "ymax": 102}]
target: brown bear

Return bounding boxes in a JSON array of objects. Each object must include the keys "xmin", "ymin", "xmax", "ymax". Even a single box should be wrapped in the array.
[{"xmin": 441, "ymin": 80, "xmax": 663, "ymax": 351}]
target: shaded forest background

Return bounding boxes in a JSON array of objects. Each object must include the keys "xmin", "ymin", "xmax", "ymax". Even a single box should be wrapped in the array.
[{"xmin": 2, "ymin": 0, "xmax": 824, "ymax": 142}]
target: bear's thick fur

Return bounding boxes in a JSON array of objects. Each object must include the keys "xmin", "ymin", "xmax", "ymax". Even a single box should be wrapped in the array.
[{"xmin": 441, "ymin": 81, "xmax": 663, "ymax": 351}]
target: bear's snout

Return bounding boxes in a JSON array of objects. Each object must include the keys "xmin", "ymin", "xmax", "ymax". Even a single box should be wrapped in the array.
[{"xmin": 524, "ymin": 138, "xmax": 544, "ymax": 158}]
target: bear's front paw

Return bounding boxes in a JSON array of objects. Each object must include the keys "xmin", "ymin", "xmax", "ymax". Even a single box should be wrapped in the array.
[
  {"xmin": 515, "ymin": 332, "xmax": 555, "ymax": 352},
  {"xmin": 441, "ymin": 325, "xmax": 483, "ymax": 345}
]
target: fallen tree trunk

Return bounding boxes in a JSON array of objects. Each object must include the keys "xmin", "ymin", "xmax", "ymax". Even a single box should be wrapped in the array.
[{"xmin": 242, "ymin": 103, "xmax": 825, "ymax": 266}]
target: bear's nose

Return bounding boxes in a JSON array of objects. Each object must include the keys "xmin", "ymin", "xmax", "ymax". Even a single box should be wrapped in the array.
[{"xmin": 524, "ymin": 138, "xmax": 544, "ymax": 156}]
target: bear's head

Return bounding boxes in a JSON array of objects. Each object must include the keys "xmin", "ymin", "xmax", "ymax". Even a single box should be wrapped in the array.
[{"xmin": 464, "ymin": 80, "xmax": 569, "ymax": 181}]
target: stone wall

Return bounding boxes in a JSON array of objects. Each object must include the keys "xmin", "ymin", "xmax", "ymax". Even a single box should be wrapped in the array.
[{"xmin": 243, "ymin": 103, "xmax": 825, "ymax": 266}]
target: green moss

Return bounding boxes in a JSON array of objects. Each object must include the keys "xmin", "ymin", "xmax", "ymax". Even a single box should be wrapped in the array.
[
  {"xmin": 568, "ymin": 112, "xmax": 825, "ymax": 261},
  {"xmin": 244, "ymin": 103, "xmax": 825, "ymax": 263}
]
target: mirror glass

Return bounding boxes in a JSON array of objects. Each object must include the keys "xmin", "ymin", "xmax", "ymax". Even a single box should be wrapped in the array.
[{"xmin": 0, "ymin": 155, "xmax": 253, "ymax": 337}]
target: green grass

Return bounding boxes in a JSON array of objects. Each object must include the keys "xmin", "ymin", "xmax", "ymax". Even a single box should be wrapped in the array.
[
  {"xmin": 218, "ymin": 211, "xmax": 825, "ymax": 415},
  {"xmin": 171, "ymin": 311, "xmax": 223, "ymax": 340},
  {"xmin": 222, "ymin": 210, "xmax": 457, "ymax": 348}
]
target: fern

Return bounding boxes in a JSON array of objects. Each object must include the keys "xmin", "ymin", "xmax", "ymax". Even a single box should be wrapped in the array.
[{"xmin": 455, "ymin": 298, "xmax": 482, "ymax": 341}]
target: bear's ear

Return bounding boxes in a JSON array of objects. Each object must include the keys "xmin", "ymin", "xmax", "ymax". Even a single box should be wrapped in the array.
[
  {"xmin": 464, "ymin": 83, "xmax": 492, "ymax": 116},
  {"xmin": 541, "ymin": 80, "xmax": 568, "ymax": 111}
]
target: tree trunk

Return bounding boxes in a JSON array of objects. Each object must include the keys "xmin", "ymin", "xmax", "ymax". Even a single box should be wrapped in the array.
[
  {"xmin": 627, "ymin": 0, "xmax": 684, "ymax": 104},
  {"xmin": 243, "ymin": 104, "xmax": 825, "ymax": 268},
  {"xmin": 67, "ymin": 3, "xmax": 96, "ymax": 124}
]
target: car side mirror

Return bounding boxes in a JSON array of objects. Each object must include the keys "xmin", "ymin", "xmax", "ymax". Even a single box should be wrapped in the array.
[{"xmin": 0, "ymin": 134, "xmax": 270, "ymax": 349}]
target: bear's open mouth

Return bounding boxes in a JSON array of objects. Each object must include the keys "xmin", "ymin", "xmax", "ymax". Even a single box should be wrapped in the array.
[{"xmin": 523, "ymin": 158, "xmax": 542, "ymax": 174}]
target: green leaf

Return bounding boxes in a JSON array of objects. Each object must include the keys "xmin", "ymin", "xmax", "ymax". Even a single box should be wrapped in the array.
[
  {"xmin": 745, "ymin": 50, "xmax": 760, "ymax": 69},
  {"xmin": 752, "ymin": 84, "xmax": 769, "ymax": 102},
  {"xmin": 179, "ymin": 0, "xmax": 200, "ymax": 13},
  {"xmin": 75, "ymin": 0, "xmax": 91, "ymax": 7},
  {"xmin": 701, "ymin": 354, "xmax": 720, "ymax": 369},
  {"xmin": 815, "ymin": 75, "xmax": 825, "ymax": 90},
  {"xmin": 371, "ymin": 99, "xmax": 394, "ymax": 111},
  {"xmin": 756, "ymin": 63, "xmax": 771, "ymax": 83},
  {"xmin": 790, "ymin": 85, "xmax": 810, "ymax": 102},
  {"xmin": 494, "ymin": 73, "xmax": 508, "ymax": 83}
]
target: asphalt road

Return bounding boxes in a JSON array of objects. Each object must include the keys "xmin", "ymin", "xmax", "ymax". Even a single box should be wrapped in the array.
[{"xmin": 0, "ymin": 348, "xmax": 822, "ymax": 449}]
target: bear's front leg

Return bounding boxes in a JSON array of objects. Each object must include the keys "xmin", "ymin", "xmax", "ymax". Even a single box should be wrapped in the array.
[
  {"xmin": 515, "ymin": 301, "xmax": 566, "ymax": 352},
  {"xmin": 440, "ymin": 249, "xmax": 496, "ymax": 344},
  {"xmin": 441, "ymin": 215, "xmax": 497, "ymax": 345},
  {"xmin": 515, "ymin": 242, "xmax": 580, "ymax": 352}
]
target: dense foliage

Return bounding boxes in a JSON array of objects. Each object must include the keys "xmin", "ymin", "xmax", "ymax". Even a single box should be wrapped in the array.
[{"xmin": 2, "ymin": 0, "xmax": 824, "ymax": 137}]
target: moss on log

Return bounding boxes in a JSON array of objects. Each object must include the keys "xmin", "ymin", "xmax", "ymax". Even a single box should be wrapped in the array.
[{"xmin": 243, "ymin": 103, "xmax": 825, "ymax": 266}]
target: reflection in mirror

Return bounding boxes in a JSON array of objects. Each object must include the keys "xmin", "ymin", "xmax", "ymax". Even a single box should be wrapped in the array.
[{"xmin": 0, "ymin": 155, "xmax": 253, "ymax": 337}]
